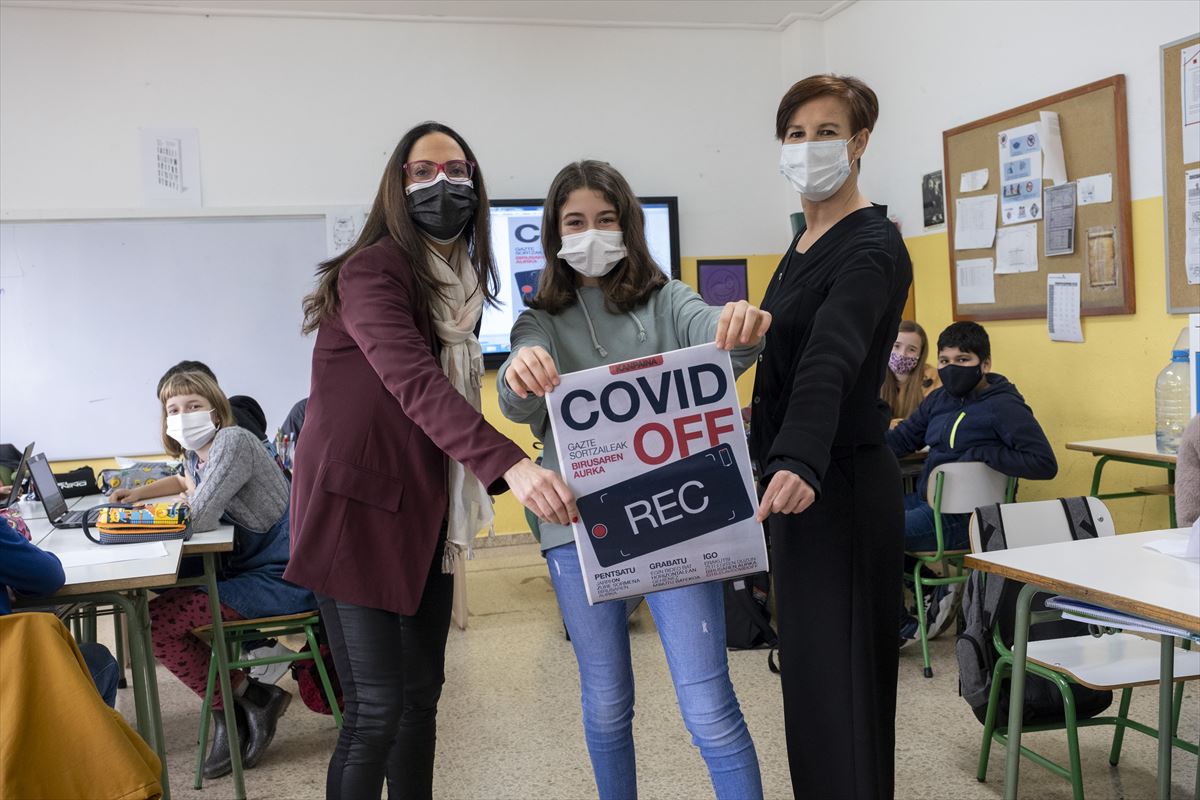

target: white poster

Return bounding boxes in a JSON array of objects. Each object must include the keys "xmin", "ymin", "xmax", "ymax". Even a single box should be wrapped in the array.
[
  {"xmin": 954, "ymin": 194, "xmax": 998, "ymax": 250},
  {"xmin": 1047, "ymin": 273, "xmax": 1084, "ymax": 343},
  {"xmin": 1186, "ymin": 169, "xmax": 1200, "ymax": 285},
  {"xmin": 998, "ymin": 123, "xmax": 1043, "ymax": 225},
  {"xmin": 995, "ymin": 222, "xmax": 1039, "ymax": 274},
  {"xmin": 1183, "ymin": 44, "xmax": 1200, "ymax": 164},
  {"xmin": 139, "ymin": 127, "xmax": 202, "ymax": 208},
  {"xmin": 546, "ymin": 343, "xmax": 768, "ymax": 605},
  {"xmin": 325, "ymin": 206, "xmax": 370, "ymax": 257},
  {"xmin": 956, "ymin": 258, "xmax": 996, "ymax": 305}
]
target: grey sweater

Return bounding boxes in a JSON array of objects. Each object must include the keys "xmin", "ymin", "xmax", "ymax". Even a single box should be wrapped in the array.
[
  {"xmin": 497, "ymin": 280, "xmax": 763, "ymax": 551},
  {"xmin": 1178, "ymin": 414, "xmax": 1200, "ymax": 528},
  {"xmin": 187, "ymin": 426, "xmax": 290, "ymax": 533}
]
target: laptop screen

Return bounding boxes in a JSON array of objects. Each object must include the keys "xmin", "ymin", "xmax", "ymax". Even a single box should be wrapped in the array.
[
  {"xmin": 28, "ymin": 453, "xmax": 69, "ymax": 522},
  {"xmin": 2, "ymin": 443, "xmax": 34, "ymax": 509}
]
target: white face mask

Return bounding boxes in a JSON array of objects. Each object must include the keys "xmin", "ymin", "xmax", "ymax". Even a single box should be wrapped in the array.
[
  {"xmin": 557, "ymin": 229, "xmax": 627, "ymax": 278},
  {"xmin": 166, "ymin": 409, "xmax": 218, "ymax": 451},
  {"xmin": 779, "ymin": 135, "xmax": 857, "ymax": 201}
]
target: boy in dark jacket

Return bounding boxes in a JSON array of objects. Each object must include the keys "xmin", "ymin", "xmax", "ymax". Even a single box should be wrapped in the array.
[{"xmin": 887, "ymin": 321, "xmax": 1057, "ymax": 641}]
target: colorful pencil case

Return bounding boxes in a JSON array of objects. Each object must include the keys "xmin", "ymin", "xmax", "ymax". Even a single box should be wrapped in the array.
[{"xmin": 82, "ymin": 502, "xmax": 193, "ymax": 545}]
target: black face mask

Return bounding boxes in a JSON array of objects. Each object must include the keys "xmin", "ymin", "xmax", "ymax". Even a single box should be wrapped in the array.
[
  {"xmin": 407, "ymin": 180, "xmax": 478, "ymax": 241},
  {"xmin": 938, "ymin": 363, "xmax": 983, "ymax": 398}
]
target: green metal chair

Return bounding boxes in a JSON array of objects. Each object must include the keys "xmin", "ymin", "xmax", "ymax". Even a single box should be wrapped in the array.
[
  {"xmin": 191, "ymin": 611, "xmax": 342, "ymax": 790},
  {"xmin": 969, "ymin": 498, "xmax": 1200, "ymax": 800},
  {"xmin": 908, "ymin": 462, "xmax": 1016, "ymax": 678}
]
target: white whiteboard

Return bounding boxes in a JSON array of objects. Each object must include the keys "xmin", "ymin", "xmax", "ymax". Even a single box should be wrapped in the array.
[{"xmin": 0, "ymin": 216, "xmax": 327, "ymax": 459}]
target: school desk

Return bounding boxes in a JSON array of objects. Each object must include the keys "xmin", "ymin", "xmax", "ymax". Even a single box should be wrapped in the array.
[
  {"xmin": 966, "ymin": 529, "xmax": 1200, "ymax": 800},
  {"xmin": 1065, "ymin": 435, "xmax": 1178, "ymax": 527}
]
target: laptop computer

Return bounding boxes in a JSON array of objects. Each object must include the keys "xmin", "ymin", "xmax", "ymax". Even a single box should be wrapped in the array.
[
  {"xmin": 1, "ymin": 442, "xmax": 34, "ymax": 510},
  {"xmin": 28, "ymin": 452, "xmax": 99, "ymax": 528}
]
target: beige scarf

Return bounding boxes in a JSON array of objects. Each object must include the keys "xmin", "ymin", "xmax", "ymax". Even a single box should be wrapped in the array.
[{"xmin": 424, "ymin": 240, "xmax": 494, "ymax": 573}]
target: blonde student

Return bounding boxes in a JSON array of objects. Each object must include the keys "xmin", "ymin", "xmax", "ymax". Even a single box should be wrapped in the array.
[
  {"xmin": 881, "ymin": 319, "xmax": 940, "ymax": 427},
  {"xmin": 498, "ymin": 160, "xmax": 769, "ymax": 800},
  {"xmin": 112, "ymin": 369, "xmax": 312, "ymax": 778}
]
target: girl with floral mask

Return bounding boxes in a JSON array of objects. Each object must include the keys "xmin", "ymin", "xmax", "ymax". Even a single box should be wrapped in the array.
[
  {"xmin": 881, "ymin": 319, "xmax": 941, "ymax": 427},
  {"xmin": 750, "ymin": 74, "xmax": 912, "ymax": 798},
  {"xmin": 497, "ymin": 160, "xmax": 770, "ymax": 800},
  {"xmin": 111, "ymin": 369, "xmax": 313, "ymax": 779}
]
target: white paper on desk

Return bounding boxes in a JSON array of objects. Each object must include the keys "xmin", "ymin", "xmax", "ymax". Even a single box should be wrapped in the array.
[
  {"xmin": 1183, "ymin": 45, "xmax": 1200, "ymax": 164},
  {"xmin": 1185, "ymin": 168, "xmax": 1200, "ymax": 285},
  {"xmin": 956, "ymin": 258, "xmax": 995, "ymax": 305},
  {"xmin": 1047, "ymin": 272, "xmax": 1083, "ymax": 342},
  {"xmin": 954, "ymin": 194, "xmax": 997, "ymax": 249},
  {"xmin": 1077, "ymin": 173, "xmax": 1112, "ymax": 206},
  {"xmin": 1044, "ymin": 182, "xmax": 1077, "ymax": 256},
  {"xmin": 995, "ymin": 222, "xmax": 1039, "ymax": 274},
  {"xmin": 959, "ymin": 168, "xmax": 989, "ymax": 192},
  {"xmin": 1143, "ymin": 523, "xmax": 1200, "ymax": 561},
  {"xmin": 55, "ymin": 541, "xmax": 168, "ymax": 568},
  {"xmin": 1039, "ymin": 111, "xmax": 1068, "ymax": 185}
]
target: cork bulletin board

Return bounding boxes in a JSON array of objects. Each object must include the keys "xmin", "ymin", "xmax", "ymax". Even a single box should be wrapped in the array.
[
  {"xmin": 1161, "ymin": 34, "xmax": 1200, "ymax": 314},
  {"xmin": 943, "ymin": 75, "xmax": 1134, "ymax": 321}
]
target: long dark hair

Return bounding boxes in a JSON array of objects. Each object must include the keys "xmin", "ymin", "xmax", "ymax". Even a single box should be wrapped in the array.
[
  {"xmin": 302, "ymin": 122, "xmax": 498, "ymax": 334},
  {"xmin": 527, "ymin": 160, "xmax": 666, "ymax": 315}
]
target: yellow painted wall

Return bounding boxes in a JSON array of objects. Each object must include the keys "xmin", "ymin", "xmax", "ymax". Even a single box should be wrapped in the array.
[{"xmin": 905, "ymin": 196, "xmax": 1188, "ymax": 533}]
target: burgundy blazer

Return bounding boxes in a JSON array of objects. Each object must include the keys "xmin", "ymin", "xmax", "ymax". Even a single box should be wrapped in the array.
[{"xmin": 286, "ymin": 237, "xmax": 525, "ymax": 615}]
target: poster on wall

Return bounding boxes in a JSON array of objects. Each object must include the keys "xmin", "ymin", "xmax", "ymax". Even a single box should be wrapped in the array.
[
  {"xmin": 546, "ymin": 343, "xmax": 768, "ymax": 605},
  {"xmin": 998, "ymin": 123, "xmax": 1043, "ymax": 225},
  {"xmin": 325, "ymin": 206, "xmax": 370, "ymax": 257},
  {"xmin": 139, "ymin": 127, "xmax": 202, "ymax": 209},
  {"xmin": 922, "ymin": 170, "xmax": 945, "ymax": 227}
]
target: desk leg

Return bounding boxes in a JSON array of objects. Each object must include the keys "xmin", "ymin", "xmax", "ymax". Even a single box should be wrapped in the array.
[
  {"xmin": 1089, "ymin": 456, "xmax": 1111, "ymax": 497},
  {"xmin": 135, "ymin": 590, "xmax": 168, "ymax": 787},
  {"xmin": 1003, "ymin": 583, "xmax": 1038, "ymax": 800},
  {"xmin": 1158, "ymin": 636, "xmax": 1175, "ymax": 800},
  {"xmin": 1167, "ymin": 467, "xmax": 1176, "ymax": 529},
  {"xmin": 204, "ymin": 553, "xmax": 246, "ymax": 800}
]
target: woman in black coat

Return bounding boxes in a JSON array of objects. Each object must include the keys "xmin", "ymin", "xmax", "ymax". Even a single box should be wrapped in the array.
[{"xmin": 751, "ymin": 74, "xmax": 912, "ymax": 800}]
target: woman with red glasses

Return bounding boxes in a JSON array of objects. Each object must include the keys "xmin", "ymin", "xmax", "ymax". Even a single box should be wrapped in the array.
[{"xmin": 289, "ymin": 121, "xmax": 577, "ymax": 800}]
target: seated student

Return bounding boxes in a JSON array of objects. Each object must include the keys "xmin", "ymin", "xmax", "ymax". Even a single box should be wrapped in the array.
[
  {"xmin": 881, "ymin": 319, "xmax": 940, "ymax": 428},
  {"xmin": 156, "ymin": 360, "xmax": 269, "ymax": 442},
  {"xmin": 112, "ymin": 369, "xmax": 313, "ymax": 778},
  {"xmin": 0, "ymin": 516, "xmax": 120, "ymax": 707},
  {"xmin": 887, "ymin": 321, "xmax": 1057, "ymax": 642},
  {"xmin": 279, "ymin": 397, "xmax": 307, "ymax": 442}
]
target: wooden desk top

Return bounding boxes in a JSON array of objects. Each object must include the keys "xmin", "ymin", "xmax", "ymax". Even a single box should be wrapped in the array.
[
  {"xmin": 1064, "ymin": 435, "xmax": 1177, "ymax": 464},
  {"xmin": 966, "ymin": 529, "xmax": 1199, "ymax": 632}
]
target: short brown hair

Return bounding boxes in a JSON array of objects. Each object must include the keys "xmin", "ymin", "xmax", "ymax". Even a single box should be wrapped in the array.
[
  {"xmin": 527, "ymin": 160, "xmax": 667, "ymax": 315},
  {"xmin": 158, "ymin": 370, "xmax": 236, "ymax": 457},
  {"xmin": 776, "ymin": 73, "xmax": 879, "ymax": 142}
]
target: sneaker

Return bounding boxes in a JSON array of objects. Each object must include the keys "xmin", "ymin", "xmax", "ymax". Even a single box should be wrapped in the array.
[
  {"xmin": 925, "ymin": 583, "xmax": 964, "ymax": 640},
  {"xmin": 899, "ymin": 615, "xmax": 920, "ymax": 650},
  {"xmin": 247, "ymin": 641, "xmax": 295, "ymax": 686}
]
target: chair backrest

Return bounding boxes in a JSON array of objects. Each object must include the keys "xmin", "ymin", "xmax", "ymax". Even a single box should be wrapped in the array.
[
  {"xmin": 968, "ymin": 497, "xmax": 1115, "ymax": 553},
  {"xmin": 927, "ymin": 461, "xmax": 1011, "ymax": 515}
]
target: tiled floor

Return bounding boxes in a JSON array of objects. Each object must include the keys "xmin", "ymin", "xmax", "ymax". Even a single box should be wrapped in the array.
[{"xmin": 106, "ymin": 542, "xmax": 1197, "ymax": 799}]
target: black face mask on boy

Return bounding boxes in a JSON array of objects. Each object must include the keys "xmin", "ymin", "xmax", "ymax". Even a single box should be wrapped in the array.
[
  {"xmin": 406, "ymin": 179, "xmax": 478, "ymax": 242},
  {"xmin": 938, "ymin": 363, "xmax": 984, "ymax": 398}
]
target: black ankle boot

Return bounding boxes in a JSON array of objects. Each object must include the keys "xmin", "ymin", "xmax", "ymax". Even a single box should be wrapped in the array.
[
  {"xmin": 202, "ymin": 704, "xmax": 247, "ymax": 779},
  {"xmin": 235, "ymin": 678, "xmax": 292, "ymax": 769}
]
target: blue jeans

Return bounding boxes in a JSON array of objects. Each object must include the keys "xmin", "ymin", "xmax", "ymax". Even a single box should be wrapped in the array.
[
  {"xmin": 546, "ymin": 544, "xmax": 762, "ymax": 800},
  {"xmin": 903, "ymin": 492, "xmax": 970, "ymax": 553},
  {"xmin": 79, "ymin": 642, "xmax": 119, "ymax": 708}
]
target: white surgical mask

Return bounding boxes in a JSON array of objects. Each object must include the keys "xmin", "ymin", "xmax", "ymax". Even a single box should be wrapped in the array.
[
  {"xmin": 779, "ymin": 135, "xmax": 857, "ymax": 201},
  {"xmin": 557, "ymin": 229, "xmax": 627, "ymax": 278},
  {"xmin": 166, "ymin": 409, "xmax": 218, "ymax": 451}
]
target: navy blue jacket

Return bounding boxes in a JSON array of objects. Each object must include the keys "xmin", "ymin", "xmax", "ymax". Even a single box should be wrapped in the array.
[
  {"xmin": 886, "ymin": 372, "xmax": 1057, "ymax": 501},
  {"xmin": 0, "ymin": 517, "xmax": 65, "ymax": 614}
]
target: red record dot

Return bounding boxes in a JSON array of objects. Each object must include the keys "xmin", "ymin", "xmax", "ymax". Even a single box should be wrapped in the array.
[{"xmin": 591, "ymin": 524, "xmax": 608, "ymax": 539}]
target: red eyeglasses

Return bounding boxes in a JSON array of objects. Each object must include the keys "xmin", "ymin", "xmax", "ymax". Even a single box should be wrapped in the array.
[{"xmin": 401, "ymin": 160, "xmax": 476, "ymax": 183}]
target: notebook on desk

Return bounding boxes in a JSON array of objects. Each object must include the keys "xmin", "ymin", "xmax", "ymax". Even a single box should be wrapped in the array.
[{"xmin": 28, "ymin": 453, "xmax": 100, "ymax": 528}]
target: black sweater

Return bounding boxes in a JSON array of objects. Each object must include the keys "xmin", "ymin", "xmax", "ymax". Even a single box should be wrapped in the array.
[{"xmin": 750, "ymin": 204, "xmax": 912, "ymax": 496}]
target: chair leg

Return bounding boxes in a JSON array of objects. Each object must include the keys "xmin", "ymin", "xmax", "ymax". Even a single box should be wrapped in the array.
[
  {"xmin": 977, "ymin": 658, "xmax": 1009, "ymax": 782},
  {"xmin": 305, "ymin": 625, "xmax": 342, "ymax": 728},
  {"xmin": 193, "ymin": 652, "xmax": 219, "ymax": 790},
  {"xmin": 1056, "ymin": 675, "xmax": 1085, "ymax": 800},
  {"xmin": 913, "ymin": 562, "xmax": 933, "ymax": 678},
  {"xmin": 113, "ymin": 608, "xmax": 128, "ymax": 689},
  {"xmin": 1108, "ymin": 687, "xmax": 1133, "ymax": 766}
]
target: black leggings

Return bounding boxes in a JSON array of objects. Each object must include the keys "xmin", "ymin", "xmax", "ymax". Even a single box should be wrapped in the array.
[{"xmin": 316, "ymin": 537, "xmax": 453, "ymax": 800}]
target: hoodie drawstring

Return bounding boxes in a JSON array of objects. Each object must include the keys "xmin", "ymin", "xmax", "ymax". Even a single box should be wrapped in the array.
[
  {"xmin": 576, "ymin": 290, "xmax": 609, "ymax": 358},
  {"xmin": 627, "ymin": 311, "xmax": 647, "ymax": 343}
]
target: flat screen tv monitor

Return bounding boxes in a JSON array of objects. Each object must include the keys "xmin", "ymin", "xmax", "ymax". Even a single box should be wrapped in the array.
[{"xmin": 480, "ymin": 196, "xmax": 680, "ymax": 368}]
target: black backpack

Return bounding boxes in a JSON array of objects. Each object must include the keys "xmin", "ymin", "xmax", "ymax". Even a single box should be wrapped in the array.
[{"xmin": 956, "ymin": 497, "xmax": 1113, "ymax": 727}]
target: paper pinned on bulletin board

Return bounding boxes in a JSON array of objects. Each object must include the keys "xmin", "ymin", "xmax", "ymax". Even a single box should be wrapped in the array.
[
  {"xmin": 1044, "ymin": 183, "xmax": 1077, "ymax": 257},
  {"xmin": 956, "ymin": 258, "xmax": 995, "ymax": 305},
  {"xmin": 1077, "ymin": 173, "xmax": 1113, "ymax": 206},
  {"xmin": 995, "ymin": 222, "xmax": 1039, "ymax": 274},
  {"xmin": 1185, "ymin": 168, "xmax": 1200, "ymax": 285},
  {"xmin": 1047, "ymin": 273, "xmax": 1083, "ymax": 343},
  {"xmin": 139, "ymin": 127, "xmax": 202, "ymax": 209},
  {"xmin": 959, "ymin": 168, "xmax": 989, "ymax": 193},
  {"xmin": 998, "ymin": 122, "xmax": 1043, "ymax": 225},
  {"xmin": 325, "ymin": 206, "xmax": 370, "ymax": 257},
  {"xmin": 1039, "ymin": 111, "xmax": 1068, "ymax": 186},
  {"xmin": 954, "ymin": 194, "xmax": 998, "ymax": 249},
  {"xmin": 1183, "ymin": 44, "xmax": 1200, "ymax": 164}
]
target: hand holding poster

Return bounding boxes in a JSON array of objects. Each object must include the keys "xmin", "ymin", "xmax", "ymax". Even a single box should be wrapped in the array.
[{"xmin": 547, "ymin": 342, "xmax": 768, "ymax": 605}]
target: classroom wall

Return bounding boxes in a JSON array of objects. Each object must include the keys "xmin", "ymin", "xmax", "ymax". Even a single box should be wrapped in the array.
[{"xmin": 819, "ymin": 0, "xmax": 1199, "ymax": 532}]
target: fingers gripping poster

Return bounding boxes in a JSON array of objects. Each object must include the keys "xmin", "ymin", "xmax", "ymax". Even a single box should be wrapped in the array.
[{"xmin": 547, "ymin": 343, "xmax": 769, "ymax": 605}]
